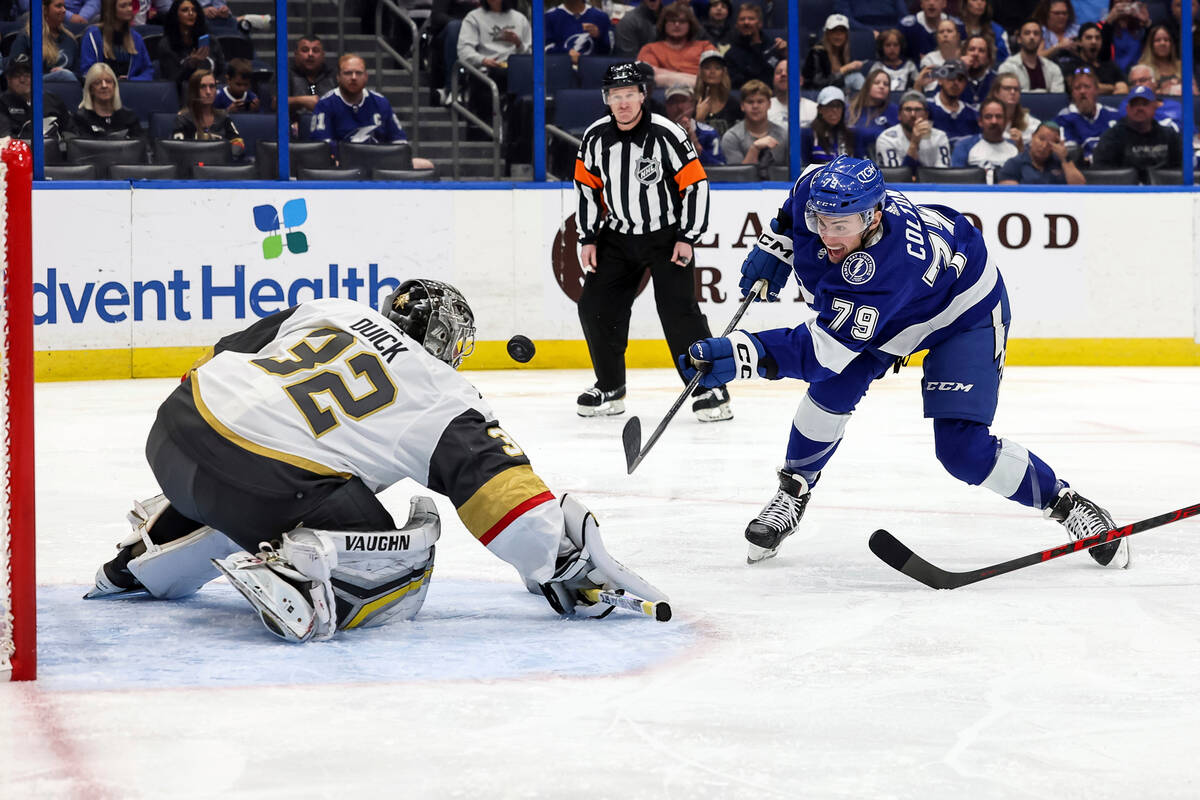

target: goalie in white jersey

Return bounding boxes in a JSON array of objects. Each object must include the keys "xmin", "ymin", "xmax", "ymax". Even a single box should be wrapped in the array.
[{"xmin": 85, "ymin": 279, "xmax": 666, "ymax": 642}]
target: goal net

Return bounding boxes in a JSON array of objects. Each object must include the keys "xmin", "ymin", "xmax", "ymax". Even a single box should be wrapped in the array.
[{"xmin": 0, "ymin": 139, "xmax": 34, "ymax": 682}]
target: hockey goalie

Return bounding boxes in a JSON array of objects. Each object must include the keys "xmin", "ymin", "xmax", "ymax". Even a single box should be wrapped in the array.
[{"xmin": 84, "ymin": 279, "xmax": 667, "ymax": 641}]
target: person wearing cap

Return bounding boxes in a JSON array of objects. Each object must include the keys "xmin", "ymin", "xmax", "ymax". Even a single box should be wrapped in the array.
[
  {"xmin": 701, "ymin": 0, "xmax": 735, "ymax": 46},
  {"xmin": 0, "ymin": 53, "xmax": 74, "ymax": 141},
  {"xmin": 997, "ymin": 120, "xmax": 1085, "ymax": 184},
  {"xmin": 694, "ymin": 49, "xmax": 744, "ymax": 134},
  {"xmin": 997, "ymin": 19, "xmax": 1065, "ymax": 92},
  {"xmin": 1092, "ymin": 84, "xmax": 1182, "ymax": 182},
  {"xmin": 834, "ymin": 0, "xmax": 911, "ymax": 32},
  {"xmin": 614, "ymin": 0, "xmax": 661, "ymax": 57},
  {"xmin": 636, "ymin": 3, "xmax": 713, "ymax": 88},
  {"xmin": 768, "ymin": 59, "xmax": 817, "ymax": 129},
  {"xmin": 801, "ymin": 86, "xmax": 862, "ymax": 164},
  {"xmin": 545, "ymin": 0, "xmax": 613, "ymax": 64},
  {"xmin": 951, "ymin": 97, "xmax": 1019, "ymax": 179},
  {"xmin": 720, "ymin": 78, "xmax": 788, "ymax": 178},
  {"xmin": 572, "ymin": 62, "xmax": 731, "ymax": 422},
  {"xmin": 874, "ymin": 88, "xmax": 951, "ymax": 171},
  {"xmin": 900, "ymin": 0, "xmax": 964, "ymax": 61},
  {"xmin": 665, "ymin": 82, "xmax": 724, "ymax": 166},
  {"xmin": 1053, "ymin": 66, "xmax": 1120, "ymax": 164},
  {"xmin": 927, "ymin": 59, "xmax": 979, "ymax": 146},
  {"xmin": 724, "ymin": 2, "xmax": 786, "ymax": 88},
  {"xmin": 802, "ymin": 13, "xmax": 867, "ymax": 92}
]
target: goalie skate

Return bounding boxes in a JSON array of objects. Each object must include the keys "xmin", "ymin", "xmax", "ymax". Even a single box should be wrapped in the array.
[{"xmin": 745, "ymin": 470, "xmax": 811, "ymax": 564}]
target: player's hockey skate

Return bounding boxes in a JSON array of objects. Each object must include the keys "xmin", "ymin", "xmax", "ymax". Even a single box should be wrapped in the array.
[
  {"xmin": 692, "ymin": 385, "xmax": 732, "ymax": 422},
  {"xmin": 576, "ymin": 384, "xmax": 625, "ymax": 417},
  {"xmin": 1044, "ymin": 487, "xmax": 1131, "ymax": 569},
  {"xmin": 745, "ymin": 469, "xmax": 811, "ymax": 564},
  {"xmin": 83, "ymin": 562, "xmax": 148, "ymax": 599}
]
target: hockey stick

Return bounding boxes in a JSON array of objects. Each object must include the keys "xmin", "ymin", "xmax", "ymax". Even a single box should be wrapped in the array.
[
  {"xmin": 622, "ymin": 278, "xmax": 767, "ymax": 475},
  {"xmin": 582, "ymin": 588, "xmax": 673, "ymax": 621},
  {"xmin": 869, "ymin": 502, "xmax": 1200, "ymax": 590}
]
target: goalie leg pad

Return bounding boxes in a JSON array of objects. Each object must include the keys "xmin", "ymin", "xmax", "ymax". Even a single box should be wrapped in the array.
[{"xmin": 126, "ymin": 525, "xmax": 239, "ymax": 600}]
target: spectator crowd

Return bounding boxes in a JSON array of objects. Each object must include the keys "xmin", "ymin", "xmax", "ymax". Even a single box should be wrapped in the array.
[{"xmin": 0, "ymin": 0, "xmax": 1195, "ymax": 183}]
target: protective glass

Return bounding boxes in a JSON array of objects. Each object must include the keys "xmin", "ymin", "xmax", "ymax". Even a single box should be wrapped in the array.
[{"xmin": 804, "ymin": 204, "xmax": 875, "ymax": 237}]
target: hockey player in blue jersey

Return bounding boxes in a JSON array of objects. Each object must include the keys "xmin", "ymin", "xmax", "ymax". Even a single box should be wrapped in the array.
[{"xmin": 681, "ymin": 155, "xmax": 1130, "ymax": 569}]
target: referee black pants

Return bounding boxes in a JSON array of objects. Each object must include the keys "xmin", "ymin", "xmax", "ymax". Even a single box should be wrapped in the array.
[{"xmin": 578, "ymin": 227, "xmax": 715, "ymax": 392}]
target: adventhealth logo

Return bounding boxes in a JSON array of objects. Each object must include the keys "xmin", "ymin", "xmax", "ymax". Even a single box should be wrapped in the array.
[{"xmin": 253, "ymin": 199, "xmax": 309, "ymax": 259}]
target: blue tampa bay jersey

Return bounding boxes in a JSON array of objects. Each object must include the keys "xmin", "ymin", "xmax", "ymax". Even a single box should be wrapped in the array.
[{"xmin": 755, "ymin": 169, "xmax": 1003, "ymax": 382}]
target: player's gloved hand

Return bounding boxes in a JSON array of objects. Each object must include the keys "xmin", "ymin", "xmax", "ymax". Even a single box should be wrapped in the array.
[
  {"xmin": 739, "ymin": 217, "xmax": 794, "ymax": 301},
  {"xmin": 679, "ymin": 330, "xmax": 767, "ymax": 388}
]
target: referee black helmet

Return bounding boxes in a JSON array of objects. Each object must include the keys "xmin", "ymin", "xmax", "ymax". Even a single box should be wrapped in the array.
[{"xmin": 602, "ymin": 62, "xmax": 649, "ymax": 101}]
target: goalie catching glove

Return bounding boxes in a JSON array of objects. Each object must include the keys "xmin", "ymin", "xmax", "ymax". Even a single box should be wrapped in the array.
[
  {"xmin": 679, "ymin": 330, "xmax": 774, "ymax": 389},
  {"xmin": 539, "ymin": 494, "xmax": 668, "ymax": 618}
]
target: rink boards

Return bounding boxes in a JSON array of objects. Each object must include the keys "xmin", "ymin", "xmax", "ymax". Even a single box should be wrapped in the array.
[{"xmin": 30, "ymin": 184, "xmax": 1200, "ymax": 380}]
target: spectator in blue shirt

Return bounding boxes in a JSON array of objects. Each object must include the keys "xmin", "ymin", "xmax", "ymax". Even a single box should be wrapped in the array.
[
  {"xmin": 926, "ymin": 59, "xmax": 979, "ymax": 145},
  {"xmin": 960, "ymin": 0, "xmax": 1009, "ymax": 62},
  {"xmin": 8, "ymin": 0, "xmax": 81, "ymax": 83},
  {"xmin": 997, "ymin": 120, "xmax": 1086, "ymax": 183},
  {"xmin": 214, "ymin": 57, "xmax": 259, "ymax": 112},
  {"xmin": 833, "ymin": 0, "xmax": 909, "ymax": 31},
  {"xmin": 1054, "ymin": 66, "xmax": 1119, "ymax": 163},
  {"xmin": 80, "ymin": 0, "xmax": 155, "ymax": 81},
  {"xmin": 545, "ymin": 0, "xmax": 612, "ymax": 64},
  {"xmin": 846, "ymin": 67, "xmax": 899, "ymax": 141},
  {"xmin": 900, "ymin": 0, "xmax": 962, "ymax": 61},
  {"xmin": 1100, "ymin": 0, "xmax": 1151, "ymax": 73},
  {"xmin": 311, "ymin": 53, "xmax": 435, "ymax": 170},
  {"xmin": 960, "ymin": 33, "xmax": 998, "ymax": 108}
]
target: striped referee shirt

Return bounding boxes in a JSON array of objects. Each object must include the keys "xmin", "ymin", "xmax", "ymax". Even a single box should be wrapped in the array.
[{"xmin": 574, "ymin": 111, "xmax": 709, "ymax": 245}]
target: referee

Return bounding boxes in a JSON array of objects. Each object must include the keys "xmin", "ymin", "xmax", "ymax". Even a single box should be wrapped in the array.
[{"xmin": 573, "ymin": 62, "xmax": 732, "ymax": 423}]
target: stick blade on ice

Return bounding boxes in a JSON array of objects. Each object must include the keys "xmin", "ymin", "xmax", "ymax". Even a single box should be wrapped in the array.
[{"xmin": 622, "ymin": 416, "xmax": 642, "ymax": 474}]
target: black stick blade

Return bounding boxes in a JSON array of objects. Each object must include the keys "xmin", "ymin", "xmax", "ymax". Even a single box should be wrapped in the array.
[
  {"xmin": 868, "ymin": 529, "xmax": 961, "ymax": 590},
  {"xmin": 622, "ymin": 416, "xmax": 642, "ymax": 474},
  {"xmin": 868, "ymin": 529, "xmax": 913, "ymax": 571}
]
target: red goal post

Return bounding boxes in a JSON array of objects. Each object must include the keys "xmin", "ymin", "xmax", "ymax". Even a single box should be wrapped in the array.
[{"xmin": 1, "ymin": 139, "xmax": 35, "ymax": 682}]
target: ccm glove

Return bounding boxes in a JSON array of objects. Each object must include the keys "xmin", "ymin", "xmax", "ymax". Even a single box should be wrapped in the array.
[
  {"xmin": 679, "ymin": 330, "xmax": 769, "ymax": 388},
  {"xmin": 739, "ymin": 217, "xmax": 794, "ymax": 301}
]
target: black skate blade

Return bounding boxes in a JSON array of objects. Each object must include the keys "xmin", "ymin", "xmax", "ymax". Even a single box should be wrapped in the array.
[{"xmin": 622, "ymin": 416, "xmax": 642, "ymax": 474}]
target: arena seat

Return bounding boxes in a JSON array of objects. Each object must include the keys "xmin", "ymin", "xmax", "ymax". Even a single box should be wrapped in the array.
[
  {"xmin": 577, "ymin": 56, "xmax": 630, "ymax": 89},
  {"xmin": 917, "ymin": 166, "xmax": 987, "ymax": 184},
  {"xmin": 67, "ymin": 139, "xmax": 148, "ymax": 179},
  {"xmin": 372, "ymin": 168, "xmax": 439, "ymax": 181},
  {"xmin": 1081, "ymin": 167, "xmax": 1139, "ymax": 185},
  {"xmin": 879, "ymin": 165, "xmax": 913, "ymax": 183},
  {"xmin": 227, "ymin": 113, "xmax": 277, "ymax": 154},
  {"xmin": 1021, "ymin": 92, "xmax": 1069, "ymax": 121},
  {"xmin": 297, "ymin": 167, "xmax": 365, "ymax": 181},
  {"xmin": 551, "ymin": 88, "xmax": 607, "ymax": 135},
  {"xmin": 119, "ymin": 81, "xmax": 182, "ymax": 125},
  {"xmin": 506, "ymin": 53, "xmax": 576, "ymax": 97},
  {"xmin": 43, "ymin": 164, "xmax": 97, "ymax": 180},
  {"xmin": 153, "ymin": 139, "xmax": 233, "ymax": 173},
  {"xmin": 704, "ymin": 164, "xmax": 760, "ymax": 182},
  {"xmin": 255, "ymin": 141, "xmax": 333, "ymax": 178},
  {"xmin": 192, "ymin": 163, "xmax": 259, "ymax": 180},
  {"xmin": 338, "ymin": 141, "xmax": 414, "ymax": 172},
  {"xmin": 45, "ymin": 81, "xmax": 83, "ymax": 111},
  {"xmin": 108, "ymin": 163, "xmax": 180, "ymax": 180}
]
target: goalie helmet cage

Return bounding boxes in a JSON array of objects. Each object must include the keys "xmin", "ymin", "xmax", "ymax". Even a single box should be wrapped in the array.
[{"xmin": 0, "ymin": 140, "xmax": 35, "ymax": 682}]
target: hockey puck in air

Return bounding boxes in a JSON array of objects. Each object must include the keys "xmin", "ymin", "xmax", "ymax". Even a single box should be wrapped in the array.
[{"xmin": 506, "ymin": 335, "xmax": 536, "ymax": 363}]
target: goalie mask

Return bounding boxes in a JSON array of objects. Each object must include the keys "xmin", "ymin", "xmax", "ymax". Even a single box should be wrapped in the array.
[{"xmin": 383, "ymin": 279, "xmax": 476, "ymax": 369}]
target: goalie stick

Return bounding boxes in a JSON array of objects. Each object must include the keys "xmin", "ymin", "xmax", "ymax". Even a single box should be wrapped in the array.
[
  {"xmin": 623, "ymin": 279, "xmax": 767, "ymax": 475},
  {"xmin": 869, "ymin": 502, "xmax": 1200, "ymax": 590},
  {"xmin": 582, "ymin": 588, "xmax": 672, "ymax": 622}
]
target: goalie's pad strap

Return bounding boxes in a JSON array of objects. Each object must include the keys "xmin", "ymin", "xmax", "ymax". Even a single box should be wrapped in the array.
[
  {"xmin": 127, "ymin": 525, "xmax": 239, "ymax": 599},
  {"xmin": 213, "ymin": 551, "xmax": 335, "ymax": 643}
]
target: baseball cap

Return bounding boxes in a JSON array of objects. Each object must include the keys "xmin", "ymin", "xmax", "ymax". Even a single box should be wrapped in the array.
[
  {"xmin": 1127, "ymin": 84, "xmax": 1158, "ymax": 102},
  {"xmin": 698, "ymin": 49, "xmax": 724, "ymax": 66},
  {"xmin": 5, "ymin": 53, "xmax": 31, "ymax": 76},
  {"xmin": 816, "ymin": 86, "xmax": 845, "ymax": 106},
  {"xmin": 932, "ymin": 59, "xmax": 967, "ymax": 80},
  {"xmin": 899, "ymin": 90, "xmax": 927, "ymax": 108},
  {"xmin": 665, "ymin": 83, "xmax": 693, "ymax": 100},
  {"xmin": 824, "ymin": 13, "xmax": 850, "ymax": 31}
]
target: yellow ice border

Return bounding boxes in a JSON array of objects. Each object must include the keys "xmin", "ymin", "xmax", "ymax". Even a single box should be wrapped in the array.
[{"xmin": 32, "ymin": 338, "xmax": 1200, "ymax": 381}]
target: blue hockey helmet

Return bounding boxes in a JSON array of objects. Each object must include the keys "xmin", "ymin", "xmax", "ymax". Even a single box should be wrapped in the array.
[{"xmin": 804, "ymin": 156, "xmax": 886, "ymax": 235}]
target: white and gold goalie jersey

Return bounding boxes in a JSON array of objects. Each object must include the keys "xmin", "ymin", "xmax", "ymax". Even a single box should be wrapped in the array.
[{"xmin": 185, "ymin": 298, "xmax": 559, "ymax": 577}]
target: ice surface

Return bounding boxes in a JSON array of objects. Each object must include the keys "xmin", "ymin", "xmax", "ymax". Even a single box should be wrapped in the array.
[{"xmin": 3, "ymin": 367, "xmax": 1200, "ymax": 798}]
